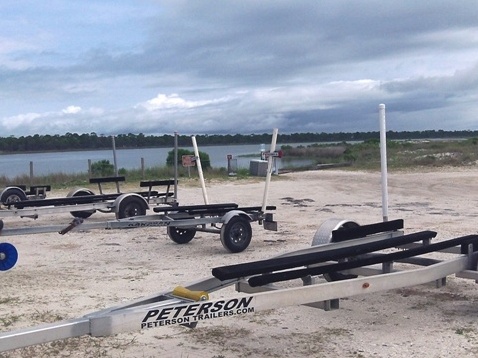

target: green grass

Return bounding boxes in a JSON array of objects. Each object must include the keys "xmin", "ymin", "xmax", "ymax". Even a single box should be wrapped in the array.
[{"xmin": 280, "ymin": 137, "xmax": 478, "ymax": 171}]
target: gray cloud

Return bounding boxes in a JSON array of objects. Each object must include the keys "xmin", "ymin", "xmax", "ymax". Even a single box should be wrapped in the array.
[{"xmin": 1, "ymin": 1, "xmax": 478, "ymax": 136}]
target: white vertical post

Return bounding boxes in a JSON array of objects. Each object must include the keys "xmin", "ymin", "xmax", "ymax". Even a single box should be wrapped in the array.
[
  {"xmin": 379, "ymin": 104, "xmax": 389, "ymax": 222},
  {"xmin": 174, "ymin": 132, "xmax": 178, "ymax": 201},
  {"xmin": 262, "ymin": 128, "xmax": 279, "ymax": 212},
  {"xmin": 191, "ymin": 135, "xmax": 209, "ymax": 205}
]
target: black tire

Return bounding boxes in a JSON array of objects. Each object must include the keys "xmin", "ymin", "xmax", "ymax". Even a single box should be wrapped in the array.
[
  {"xmin": 68, "ymin": 189, "xmax": 96, "ymax": 218},
  {"xmin": 117, "ymin": 196, "xmax": 147, "ymax": 219},
  {"xmin": 167, "ymin": 226, "xmax": 197, "ymax": 244},
  {"xmin": 1, "ymin": 187, "xmax": 28, "ymax": 206},
  {"xmin": 220, "ymin": 216, "xmax": 252, "ymax": 253}
]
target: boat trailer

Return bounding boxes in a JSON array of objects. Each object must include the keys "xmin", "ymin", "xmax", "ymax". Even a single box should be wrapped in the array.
[
  {"xmin": 0, "ymin": 177, "xmax": 177, "ymax": 221},
  {"xmin": 0, "ymin": 202, "xmax": 277, "ymax": 255},
  {"xmin": 1, "ymin": 218, "xmax": 478, "ymax": 352}
]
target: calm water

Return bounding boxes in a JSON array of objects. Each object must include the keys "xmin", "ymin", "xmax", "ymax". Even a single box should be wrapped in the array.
[{"xmin": 0, "ymin": 143, "xmax": 314, "ymax": 178}]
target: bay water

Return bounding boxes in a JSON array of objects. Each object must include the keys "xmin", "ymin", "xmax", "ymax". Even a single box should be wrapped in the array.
[{"xmin": 0, "ymin": 143, "xmax": 314, "ymax": 179}]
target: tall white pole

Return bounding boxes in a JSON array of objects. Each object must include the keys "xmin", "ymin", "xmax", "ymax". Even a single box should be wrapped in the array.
[
  {"xmin": 379, "ymin": 104, "xmax": 389, "ymax": 221},
  {"xmin": 262, "ymin": 128, "xmax": 279, "ymax": 212},
  {"xmin": 173, "ymin": 132, "xmax": 178, "ymax": 202},
  {"xmin": 191, "ymin": 135, "xmax": 209, "ymax": 205}
]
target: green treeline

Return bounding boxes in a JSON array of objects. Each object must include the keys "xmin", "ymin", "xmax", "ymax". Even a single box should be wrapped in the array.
[{"xmin": 0, "ymin": 130, "xmax": 477, "ymax": 153}]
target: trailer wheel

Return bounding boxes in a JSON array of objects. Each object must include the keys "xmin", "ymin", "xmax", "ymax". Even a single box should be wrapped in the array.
[
  {"xmin": 67, "ymin": 189, "xmax": 96, "ymax": 218},
  {"xmin": 167, "ymin": 226, "xmax": 197, "ymax": 244},
  {"xmin": 117, "ymin": 196, "xmax": 147, "ymax": 219},
  {"xmin": 313, "ymin": 218, "xmax": 360, "ymax": 281},
  {"xmin": 0, "ymin": 187, "xmax": 27, "ymax": 205},
  {"xmin": 220, "ymin": 216, "xmax": 252, "ymax": 253},
  {"xmin": 0, "ymin": 242, "xmax": 18, "ymax": 271}
]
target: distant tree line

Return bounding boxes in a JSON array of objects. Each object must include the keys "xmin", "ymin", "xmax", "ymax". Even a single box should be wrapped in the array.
[{"xmin": 0, "ymin": 130, "xmax": 477, "ymax": 153}]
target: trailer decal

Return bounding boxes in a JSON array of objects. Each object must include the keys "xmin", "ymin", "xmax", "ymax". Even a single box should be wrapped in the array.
[
  {"xmin": 141, "ymin": 296, "xmax": 254, "ymax": 328},
  {"xmin": 126, "ymin": 221, "xmax": 172, "ymax": 228}
]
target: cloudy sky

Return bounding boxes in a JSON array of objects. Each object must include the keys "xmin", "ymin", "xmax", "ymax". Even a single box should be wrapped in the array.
[{"xmin": 1, "ymin": 1, "xmax": 477, "ymax": 137}]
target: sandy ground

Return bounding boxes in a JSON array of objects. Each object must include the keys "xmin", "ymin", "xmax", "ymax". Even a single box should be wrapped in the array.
[{"xmin": 2, "ymin": 168, "xmax": 478, "ymax": 357}]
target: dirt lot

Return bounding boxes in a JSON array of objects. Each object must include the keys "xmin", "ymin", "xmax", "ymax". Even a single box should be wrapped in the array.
[{"xmin": 2, "ymin": 168, "xmax": 478, "ymax": 357}]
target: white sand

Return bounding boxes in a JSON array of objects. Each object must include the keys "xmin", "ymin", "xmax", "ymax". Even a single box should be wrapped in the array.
[{"xmin": 2, "ymin": 168, "xmax": 478, "ymax": 357}]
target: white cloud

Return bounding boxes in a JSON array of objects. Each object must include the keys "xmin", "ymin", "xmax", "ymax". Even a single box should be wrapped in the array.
[
  {"xmin": 62, "ymin": 105, "xmax": 82, "ymax": 114},
  {"xmin": 2, "ymin": 112, "xmax": 41, "ymax": 130},
  {"xmin": 136, "ymin": 93, "xmax": 232, "ymax": 112}
]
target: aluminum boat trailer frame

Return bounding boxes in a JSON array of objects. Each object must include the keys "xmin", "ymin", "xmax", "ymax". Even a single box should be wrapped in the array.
[
  {"xmin": 0, "ymin": 202, "xmax": 278, "ymax": 256},
  {"xmin": 2, "ymin": 218, "xmax": 478, "ymax": 352}
]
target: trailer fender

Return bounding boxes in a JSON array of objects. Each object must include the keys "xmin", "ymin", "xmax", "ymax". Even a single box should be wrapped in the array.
[
  {"xmin": 220, "ymin": 210, "xmax": 253, "ymax": 224},
  {"xmin": 67, "ymin": 188, "xmax": 97, "ymax": 218},
  {"xmin": 313, "ymin": 218, "xmax": 360, "ymax": 281},
  {"xmin": 0, "ymin": 186, "xmax": 28, "ymax": 205},
  {"xmin": 67, "ymin": 187, "xmax": 95, "ymax": 197},
  {"xmin": 114, "ymin": 193, "xmax": 149, "ymax": 219}
]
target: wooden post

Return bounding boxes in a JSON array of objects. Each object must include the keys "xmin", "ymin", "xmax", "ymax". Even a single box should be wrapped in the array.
[
  {"xmin": 29, "ymin": 161, "xmax": 34, "ymax": 185},
  {"xmin": 141, "ymin": 157, "xmax": 145, "ymax": 179},
  {"xmin": 111, "ymin": 135, "xmax": 118, "ymax": 176}
]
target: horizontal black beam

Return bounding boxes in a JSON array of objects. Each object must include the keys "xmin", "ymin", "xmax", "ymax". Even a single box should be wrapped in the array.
[
  {"xmin": 139, "ymin": 179, "xmax": 176, "ymax": 187},
  {"xmin": 89, "ymin": 176, "xmax": 125, "ymax": 184},
  {"xmin": 235, "ymin": 205, "xmax": 276, "ymax": 212},
  {"xmin": 13, "ymin": 194, "xmax": 113, "ymax": 208},
  {"xmin": 248, "ymin": 234, "xmax": 478, "ymax": 287},
  {"xmin": 212, "ymin": 230, "xmax": 437, "ymax": 281},
  {"xmin": 331, "ymin": 219, "xmax": 404, "ymax": 242},
  {"xmin": 154, "ymin": 203, "xmax": 238, "ymax": 214}
]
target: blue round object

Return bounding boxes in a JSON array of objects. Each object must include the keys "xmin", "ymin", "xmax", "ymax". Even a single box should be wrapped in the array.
[{"xmin": 0, "ymin": 242, "xmax": 18, "ymax": 271}]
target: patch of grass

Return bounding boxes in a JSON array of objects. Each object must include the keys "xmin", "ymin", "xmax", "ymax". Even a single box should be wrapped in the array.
[
  {"xmin": 280, "ymin": 137, "xmax": 478, "ymax": 171},
  {"xmin": 0, "ymin": 314, "xmax": 21, "ymax": 327},
  {"xmin": 30, "ymin": 309, "xmax": 64, "ymax": 323},
  {"xmin": 7, "ymin": 336, "xmax": 137, "ymax": 358},
  {"xmin": 455, "ymin": 326, "xmax": 477, "ymax": 342},
  {"xmin": 0, "ymin": 296, "xmax": 19, "ymax": 305}
]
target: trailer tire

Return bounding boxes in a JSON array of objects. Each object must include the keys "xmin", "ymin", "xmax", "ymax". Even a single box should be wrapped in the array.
[
  {"xmin": 220, "ymin": 216, "xmax": 252, "ymax": 253},
  {"xmin": 313, "ymin": 218, "xmax": 360, "ymax": 281},
  {"xmin": 0, "ymin": 187, "xmax": 27, "ymax": 205},
  {"xmin": 67, "ymin": 189, "xmax": 96, "ymax": 218},
  {"xmin": 117, "ymin": 195, "xmax": 147, "ymax": 219},
  {"xmin": 167, "ymin": 227, "xmax": 197, "ymax": 244},
  {"xmin": 0, "ymin": 242, "xmax": 18, "ymax": 271}
]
